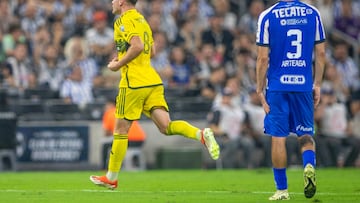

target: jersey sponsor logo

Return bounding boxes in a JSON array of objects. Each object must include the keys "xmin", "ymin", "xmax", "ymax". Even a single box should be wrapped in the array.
[
  {"xmin": 296, "ymin": 125, "xmax": 313, "ymax": 132},
  {"xmin": 281, "ymin": 59, "xmax": 306, "ymax": 67},
  {"xmin": 116, "ymin": 40, "xmax": 129, "ymax": 53},
  {"xmin": 272, "ymin": 6, "xmax": 313, "ymax": 18},
  {"xmin": 281, "ymin": 18, "xmax": 308, "ymax": 26},
  {"xmin": 280, "ymin": 75, "xmax": 305, "ymax": 84}
]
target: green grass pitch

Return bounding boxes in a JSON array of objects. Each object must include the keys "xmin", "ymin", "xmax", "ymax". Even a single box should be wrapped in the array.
[{"xmin": 0, "ymin": 168, "xmax": 359, "ymax": 203}]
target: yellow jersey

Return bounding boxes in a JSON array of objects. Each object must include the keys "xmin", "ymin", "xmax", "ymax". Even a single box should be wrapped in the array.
[{"xmin": 113, "ymin": 9, "xmax": 163, "ymax": 88}]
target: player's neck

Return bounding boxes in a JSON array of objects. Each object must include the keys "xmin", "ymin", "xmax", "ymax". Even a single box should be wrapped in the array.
[{"xmin": 120, "ymin": 5, "xmax": 136, "ymax": 15}]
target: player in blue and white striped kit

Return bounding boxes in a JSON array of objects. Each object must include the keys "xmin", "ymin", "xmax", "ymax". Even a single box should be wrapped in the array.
[{"xmin": 255, "ymin": 0, "xmax": 326, "ymax": 200}]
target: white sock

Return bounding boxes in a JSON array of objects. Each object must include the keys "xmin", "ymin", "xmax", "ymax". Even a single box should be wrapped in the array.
[
  {"xmin": 106, "ymin": 171, "xmax": 118, "ymax": 181},
  {"xmin": 196, "ymin": 130, "xmax": 202, "ymax": 141}
]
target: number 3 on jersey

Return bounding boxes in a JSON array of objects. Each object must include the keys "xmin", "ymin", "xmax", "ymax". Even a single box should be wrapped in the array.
[{"xmin": 287, "ymin": 29, "xmax": 302, "ymax": 59}]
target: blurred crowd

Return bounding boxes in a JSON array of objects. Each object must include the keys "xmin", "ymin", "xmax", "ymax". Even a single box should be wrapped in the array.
[{"xmin": 0, "ymin": 0, "xmax": 359, "ymax": 168}]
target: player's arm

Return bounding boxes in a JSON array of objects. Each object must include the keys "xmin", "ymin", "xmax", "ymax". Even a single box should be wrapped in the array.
[
  {"xmin": 108, "ymin": 36, "xmax": 144, "ymax": 71},
  {"xmin": 150, "ymin": 43, "xmax": 156, "ymax": 58},
  {"xmin": 256, "ymin": 45, "xmax": 270, "ymax": 114},
  {"xmin": 313, "ymin": 41, "xmax": 326, "ymax": 107}
]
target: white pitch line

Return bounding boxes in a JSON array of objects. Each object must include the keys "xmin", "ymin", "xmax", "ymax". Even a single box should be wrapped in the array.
[
  {"xmin": 0, "ymin": 189, "xmax": 359, "ymax": 196},
  {"xmin": 253, "ymin": 191, "xmax": 360, "ymax": 196},
  {"xmin": 0, "ymin": 189, "xmax": 232, "ymax": 193}
]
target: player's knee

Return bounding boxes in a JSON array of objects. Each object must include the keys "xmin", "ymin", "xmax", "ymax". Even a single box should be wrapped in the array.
[
  {"xmin": 156, "ymin": 123, "xmax": 169, "ymax": 135},
  {"xmin": 159, "ymin": 127, "xmax": 168, "ymax": 135},
  {"xmin": 299, "ymin": 135, "xmax": 315, "ymax": 147}
]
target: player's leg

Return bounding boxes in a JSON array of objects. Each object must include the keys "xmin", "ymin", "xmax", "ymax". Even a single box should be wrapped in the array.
[
  {"xmin": 90, "ymin": 118, "xmax": 131, "ymax": 189},
  {"xmin": 150, "ymin": 107, "xmax": 219, "ymax": 160},
  {"xmin": 299, "ymin": 135, "xmax": 316, "ymax": 198},
  {"xmin": 290, "ymin": 92, "xmax": 317, "ymax": 198},
  {"xmin": 269, "ymin": 137, "xmax": 290, "ymax": 200},
  {"xmin": 150, "ymin": 108, "xmax": 198, "ymax": 139},
  {"xmin": 106, "ymin": 119, "xmax": 131, "ymax": 179},
  {"xmin": 146, "ymin": 86, "xmax": 219, "ymax": 160},
  {"xmin": 264, "ymin": 91, "xmax": 290, "ymax": 200},
  {"xmin": 90, "ymin": 88, "xmax": 142, "ymax": 189}
]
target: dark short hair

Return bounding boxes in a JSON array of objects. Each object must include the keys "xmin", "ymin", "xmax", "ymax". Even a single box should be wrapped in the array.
[{"xmin": 128, "ymin": 0, "xmax": 137, "ymax": 5}]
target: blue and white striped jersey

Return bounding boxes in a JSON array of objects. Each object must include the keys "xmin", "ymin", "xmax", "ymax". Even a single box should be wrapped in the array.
[{"xmin": 256, "ymin": 0, "xmax": 326, "ymax": 92}]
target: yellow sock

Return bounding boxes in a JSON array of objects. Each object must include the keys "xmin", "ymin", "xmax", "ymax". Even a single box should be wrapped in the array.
[
  {"xmin": 107, "ymin": 133, "xmax": 128, "ymax": 176},
  {"xmin": 166, "ymin": 120, "xmax": 200, "ymax": 140}
]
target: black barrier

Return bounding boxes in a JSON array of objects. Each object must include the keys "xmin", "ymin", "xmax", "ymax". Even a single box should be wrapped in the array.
[{"xmin": 16, "ymin": 126, "xmax": 89, "ymax": 163}]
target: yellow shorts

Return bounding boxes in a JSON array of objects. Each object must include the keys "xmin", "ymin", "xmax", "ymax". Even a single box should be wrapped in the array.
[{"xmin": 115, "ymin": 85, "xmax": 169, "ymax": 120}]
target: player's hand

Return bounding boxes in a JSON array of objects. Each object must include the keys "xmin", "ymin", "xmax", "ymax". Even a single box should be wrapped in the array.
[
  {"xmin": 257, "ymin": 92, "xmax": 270, "ymax": 114},
  {"xmin": 107, "ymin": 57, "xmax": 120, "ymax": 71},
  {"xmin": 313, "ymin": 85, "xmax": 321, "ymax": 108}
]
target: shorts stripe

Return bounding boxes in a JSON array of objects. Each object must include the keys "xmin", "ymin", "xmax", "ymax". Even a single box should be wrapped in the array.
[{"xmin": 117, "ymin": 88, "xmax": 126, "ymax": 116}]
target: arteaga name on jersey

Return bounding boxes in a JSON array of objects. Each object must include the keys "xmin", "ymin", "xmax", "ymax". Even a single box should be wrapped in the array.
[
  {"xmin": 272, "ymin": 6, "xmax": 313, "ymax": 18},
  {"xmin": 281, "ymin": 59, "xmax": 306, "ymax": 67}
]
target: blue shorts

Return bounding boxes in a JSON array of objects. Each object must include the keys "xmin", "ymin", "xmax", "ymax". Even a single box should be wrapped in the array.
[{"xmin": 264, "ymin": 91, "xmax": 314, "ymax": 137}]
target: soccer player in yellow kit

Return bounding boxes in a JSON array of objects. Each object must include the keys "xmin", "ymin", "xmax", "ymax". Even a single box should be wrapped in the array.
[{"xmin": 90, "ymin": 0, "xmax": 220, "ymax": 189}]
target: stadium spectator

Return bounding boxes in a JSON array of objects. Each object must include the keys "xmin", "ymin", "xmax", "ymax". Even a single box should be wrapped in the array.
[
  {"xmin": 6, "ymin": 43, "xmax": 37, "ymax": 91},
  {"xmin": 32, "ymin": 26, "xmax": 52, "ymax": 62},
  {"xmin": 168, "ymin": 46, "xmax": 196, "ymax": 89},
  {"xmin": 146, "ymin": 13, "xmax": 162, "ymax": 34},
  {"xmin": 348, "ymin": 90, "xmax": 360, "ymax": 167},
  {"xmin": 178, "ymin": 0, "xmax": 213, "ymax": 22},
  {"xmin": 181, "ymin": 1, "xmax": 210, "ymax": 36},
  {"xmin": 0, "ymin": 62, "xmax": 15, "ymax": 89},
  {"xmin": 212, "ymin": 0, "xmax": 238, "ymax": 32},
  {"xmin": 144, "ymin": 0, "xmax": 177, "ymax": 43},
  {"xmin": 0, "ymin": 0, "xmax": 16, "ymax": 34},
  {"xmin": 63, "ymin": 36, "xmax": 102, "ymax": 88},
  {"xmin": 60, "ymin": 64, "xmax": 94, "ymax": 105},
  {"xmin": 322, "ymin": 61, "xmax": 350, "ymax": 103},
  {"xmin": 19, "ymin": 0, "xmax": 46, "ymax": 43},
  {"xmin": 151, "ymin": 31, "xmax": 173, "ymax": 87},
  {"xmin": 201, "ymin": 13, "xmax": 234, "ymax": 62},
  {"xmin": 85, "ymin": 10, "xmax": 114, "ymax": 67},
  {"xmin": 0, "ymin": 31, "xmax": 4, "ymax": 64},
  {"xmin": 315, "ymin": 86, "xmax": 359, "ymax": 167},
  {"xmin": 316, "ymin": 0, "xmax": 334, "ymax": 34},
  {"xmin": 238, "ymin": 0, "xmax": 265, "ymax": 36},
  {"xmin": 208, "ymin": 87, "xmax": 255, "ymax": 168},
  {"xmin": 330, "ymin": 41, "xmax": 360, "ymax": 92},
  {"xmin": 2, "ymin": 23, "xmax": 26, "ymax": 58},
  {"xmin": 51, "ymin": 0, "xmax": 85, "ymax": 40},
  {"xmin": 200, "ymin": 66, "xmax": 227, "ymax": 101},
  {"xmin": 195, "ymin": 43, "xmax": 222, "ymax": 84},
  {"xmin": 35, "ymin": 44, "xmax": 66, "ymax": 91},
  {"xmin": 212, "ymin": 76, "xmax": 245, "ymax": 108},
  {"xmin": 243, "ymin": 87, "xmax": 271, "ymax": 167},
  {"xmin": 349, "ymin": 90, "xmax": 360, "ymax": 137},
  {"xmin": 333, "ymin": 0, "xmax": 360, "ymax": 40},
  {"xmin": 49, "ymin": 20, "xmax": 65, "ymax": 49},
  {"xmin": 101, "ymin": 52, "xmax": 121, "ymax": 89},
  {"xmin": 233, "ymin": 48, "xmax": 256, "ymax": 91},
  {"xmin": 76, "ymin": 0, "xmax": 97, "ymax": 30},
  {"xmin": 173, "ymin": 18, "xmax": 199, "ymax": 54}
]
